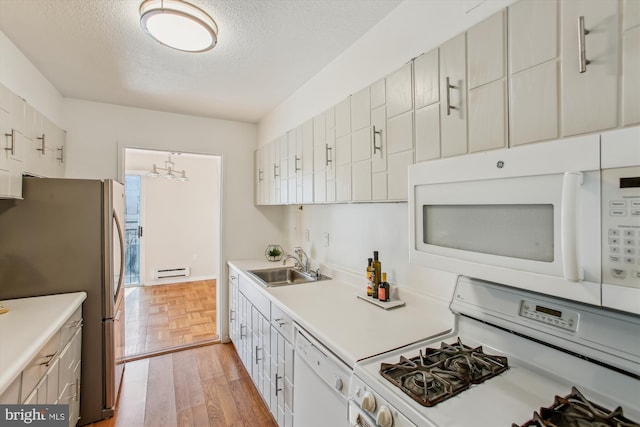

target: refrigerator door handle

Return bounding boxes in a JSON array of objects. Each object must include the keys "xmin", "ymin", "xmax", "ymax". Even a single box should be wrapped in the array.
[{"xmin": 113, "ymin": 208, "xmax": 125, "ymax": 299}]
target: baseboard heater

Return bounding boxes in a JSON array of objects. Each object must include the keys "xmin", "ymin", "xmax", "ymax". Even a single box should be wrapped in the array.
[{"xmin": 153, "ymin": 266, "xmax": 191, "ymax": 279}]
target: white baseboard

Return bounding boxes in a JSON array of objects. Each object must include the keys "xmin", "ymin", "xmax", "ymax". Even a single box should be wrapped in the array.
[{"xmin": 143, "ymin": 274, "xmax": 217, "ymax": 286}]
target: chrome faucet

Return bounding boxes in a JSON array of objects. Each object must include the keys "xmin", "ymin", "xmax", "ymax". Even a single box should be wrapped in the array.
[{"xmin": 282, "ymin": 246, "xmax": 310, "ymax": 273}]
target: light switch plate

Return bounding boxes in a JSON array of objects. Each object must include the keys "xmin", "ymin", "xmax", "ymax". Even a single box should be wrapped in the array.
[{"xmin": 323, "ymin": 232, "xmax": 330, "ymax": 247}]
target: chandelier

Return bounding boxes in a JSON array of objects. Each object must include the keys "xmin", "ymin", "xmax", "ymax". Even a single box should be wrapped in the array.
[{"xmin": 147, "ymin": 155, "xmax": 189, "ymax": 181}]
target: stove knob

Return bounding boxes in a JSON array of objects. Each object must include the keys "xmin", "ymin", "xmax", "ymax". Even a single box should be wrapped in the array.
[
  {"xmin": 335, "ymin": 377, "xmax": 344, "ymax": 391},
  {"xmin": 376, "ymin": 406, "xmax": 393, "ymax": 427},
  {"xmin": 361, "ymin": 392, "xmax": 376, "ymax": 413}
]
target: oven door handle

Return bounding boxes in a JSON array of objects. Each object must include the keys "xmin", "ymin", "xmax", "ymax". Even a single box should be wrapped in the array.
[{"xmin": 561, "ymin": 172, "xmax": 584, "ymax": 282}]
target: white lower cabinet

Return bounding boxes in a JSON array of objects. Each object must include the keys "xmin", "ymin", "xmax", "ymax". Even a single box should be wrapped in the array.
[
  {"xmin": 228, "ymin": 266, "xmax": 294, "ymax": 427},
  {"xmin": 0, "ymin": 305, "xmax": 83, "ymax": 427}
]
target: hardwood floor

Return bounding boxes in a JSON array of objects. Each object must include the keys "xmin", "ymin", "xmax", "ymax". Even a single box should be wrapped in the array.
[
  {"xmin": 86, "ymin": 343, "xmax": 277, "ymax": 427},
  {"xmin": 125, "ymin": 280, "xmax": 218, "ymax": 358}
]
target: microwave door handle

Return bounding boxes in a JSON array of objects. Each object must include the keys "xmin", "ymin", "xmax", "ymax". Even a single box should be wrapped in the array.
[{"xmin": 561, "ymin": 172, "xmax": 584, "ymax": 282}]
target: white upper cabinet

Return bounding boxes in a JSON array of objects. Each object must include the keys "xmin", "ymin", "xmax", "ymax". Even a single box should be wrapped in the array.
[
  {"xmin": 622, "ymin": 0, "xmax": 640, "ymax": 126},
  {"xmin": 325, "ymin": 108, "xmax": 336, "ymax": 203},
  {"xmin": 301, "ymin": 119, "xmax": 314, "ymax": 204},
  {"xmin": 254, "ymin": 147, "xmax": 265, "ymax": 205},
  {"xmin": 370, "ymin": 78, "xmax": 386, "ymax": 110},
  {"xmin": 560, "ymin": 0, "xmax": 618, "ymax": 136},
  {"xmin": 509, "ymin": 0, "xmax": 559, "ymax": 146},
  {"xmin": 351, "ymin": 87, "xmax": 371, "ymax": 132},
  {"xmin": 467, "ymin": 10, "xmax": 508, "ymax": 153},
  {"xmin": 415, "ymin": 49, "xmax": 441, "ymax": 163},
  {"xmin": 386, "ymin": 63, "xmax": 413, "ymax": 118},
  {"xmin": 335, "ymin": 97, "xmax": 351, "ymax": 138},
  {"xmin": 439, "ymin": 33, "xmax": 467, "ymax": 158},
  {"xmin": 312, "ymin": 112, "xmax": 327, "ymax": 203}
]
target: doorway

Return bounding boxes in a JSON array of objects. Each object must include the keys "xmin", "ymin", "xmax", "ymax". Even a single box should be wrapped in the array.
[{"xmin": 123, "ymin": 148, "xmax": 221, "ymax": 359}]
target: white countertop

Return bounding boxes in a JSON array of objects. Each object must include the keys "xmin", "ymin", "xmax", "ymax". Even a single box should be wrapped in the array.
[
  {"xmin": 229, "ymin": 260, "xmax": 455, "ymax": 367},
  {"xmin": 0, "ymin": 292, "xmax": 87, "ymax": 395}
]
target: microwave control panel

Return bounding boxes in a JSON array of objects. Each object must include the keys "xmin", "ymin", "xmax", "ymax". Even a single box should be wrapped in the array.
[{"xmin": 602, "ymin": 166, "xmax": 640, "ymax": 288}]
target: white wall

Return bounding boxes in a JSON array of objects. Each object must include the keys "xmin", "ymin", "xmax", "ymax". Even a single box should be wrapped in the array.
[
  {"xmin": 259, "ymin": 0, "xmax": 518, "ymax": 293},
  {"xmin": 125, "ymin": 150, "xmax": 220, "ymax": 284}
]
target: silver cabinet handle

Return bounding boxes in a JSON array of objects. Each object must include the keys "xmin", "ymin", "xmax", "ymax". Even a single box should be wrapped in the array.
[
  {"xmin": 446, "ymin": 77, "xmax": 457, "ymax": 116},
  {"xmin": 36, "ymin": 134, "xmax": 46, "ymax": 154},
  {"xmin": 275, "ymin": 373, "xmax": 283, "ymax": 396},
  {"xmin": 372, "ymin": 126, "xmax": 382, "ymax": 155},
  {"xmin": 240, "ymin": 324, "xmax": 247, "ymax": 338},
  {"xmin": 295, "ymin": 155, "xmax": 301, "ymax": 172},
  {"xmin": 39, "ymin": 352, "xmax": 58, "ymax": 367},
  {"xmin": 57, "ymin": 146, "xmax": 64, "ymax": 163},
  {"xmin": 258, "ymin": 169, "xmax": 264, "ymax": 182},
  {"xmin": 230, "ymin": 309, "xmax": 235, "ymax": 322},
  {"xmin": 230, "ymin": 275, "xmax": 237, "ymax": 283},
  {"xmin": 255, "ymin": 346, "xmax": 262, "ymax": 363},
  {"xmin": 578, "ymin": 16, "xmax": 590, "ymax": 73},
  {"xmin": 4, "ymin": 129, "xmax": 15, "ymax": 156},
  {"xmin": 325, "ymin": 145, "xmax": 333, "ymax": 166},
  {"xmin": 273, "ymin": 163, "xmax": 279, "ymax": 179},
  {"xmin": 274, "ymin": 318, "xmax": 286, "ymax": 327}
]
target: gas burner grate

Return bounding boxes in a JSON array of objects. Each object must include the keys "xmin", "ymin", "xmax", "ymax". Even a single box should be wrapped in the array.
[
  {"xmin": 379, "ymin": 338, "xmax": 508, "ymax": 407},
  {"xmin": 512, "ymin": 386, "xmax": 640, "ymax": 427}
]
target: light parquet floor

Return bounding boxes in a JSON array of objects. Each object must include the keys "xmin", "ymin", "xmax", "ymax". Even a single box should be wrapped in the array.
[
  {"xmin": 86, "ymin": 343, "xmax": 278, "ymax": 427},
  {"xmin": 125, "ymin": 280, "xmax": 218, "ymax": 358}
]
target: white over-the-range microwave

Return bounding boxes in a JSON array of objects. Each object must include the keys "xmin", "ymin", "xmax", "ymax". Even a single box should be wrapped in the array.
[{"xmin": 409, "ymin": 126, "xmax": 640, "ymax": 315}]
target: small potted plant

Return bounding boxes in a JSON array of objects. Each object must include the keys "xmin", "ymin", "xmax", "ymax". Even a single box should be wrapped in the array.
[{"xmin": 265, "ymin": 244, "xmax": 283, "ymax": 262}]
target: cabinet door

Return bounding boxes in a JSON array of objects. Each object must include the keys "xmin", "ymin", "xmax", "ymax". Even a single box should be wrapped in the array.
[
  {"xmin": 351, "ymin": 86, "xmax": 371, "ymax": 131},
  {"xmin": 301, "ymin": 120, "xmax": 314, "ymax": 203},
  {"xmin": 414, "ymin": 49, "xmax": 439, "ymax": 110},
  {"xmin": 387, "ymin": 150, "xmax": 413, "ymax": 201},
  {"xmin": 335, "ymin": 97, "xmax": 351, "ymax": 138},
  {"xmin": 371, "ymin": 106, "xmax": 387, "ymax": 174},
  {"xmin": 469, "ymin": 80, "xmax": 507, "ymax": 153},
  {"xmin": 561, "ymin": 0, "xmax": 618, "ymax": 136},
  {"xmin": 386, "ymin": 63, "xmax": 413, "ymax": 118},
  {"xmin": 440, "ymin": 33, "xmax": 467, "ymax": 157},
  {"xmin": 255, "ymin": 149, "xmax": 264, "ymax": 205},
  {"xmin": 279, "ymin": 137, "xmax": 289, "ymax": 204},
  {"xmin": 372, "ymin": 172, "xmax": 387, "ymax": 201},
  {"xmin": 269, "ymin": 139, "xmax": 281, "ymax": 204},
  {"xmin": 336, "ymin": 165, "xmax": 351, "ymax": 202},
  {"xmin": 352, "ymin": 160, "xmax": 372, "ymax": 202},
  {"xmin": 387, "ymin": 110, "xmax": 413, "ymax": 154},
  {"xmin": 415, "ymin": 103, "xmax": 440, "ymax": 162},
  {"xmin": 0, "ymin": 83, "xmax": 10, "ymax": 113},
  {"xmin": 509, "ymin": 0, "xmax": 558, "ymax": 74},
  {"xmin": 622, "ymin": 0, "xmax": 640, "ymax": 126},
  {"xmin": 467, "ymin": 10, "xmax": 508, "ymax": 153},
  {"xmin": 312, "ymin": 113, "xmax": 326, "ymax": 173}
]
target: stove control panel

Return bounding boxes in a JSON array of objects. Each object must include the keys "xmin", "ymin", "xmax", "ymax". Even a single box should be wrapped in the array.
[{"xmin": 519, "ymin": 300, "xmax": 579, "ymax": 332}]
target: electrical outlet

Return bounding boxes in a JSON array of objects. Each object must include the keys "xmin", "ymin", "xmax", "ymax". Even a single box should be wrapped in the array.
[
  {"xmin": 323, "ymin": 232, "xmax": 330, "ymax": 247},
  {"xmin": 305, "ymin": 229, "xmax": 310, "ymax": 242}
]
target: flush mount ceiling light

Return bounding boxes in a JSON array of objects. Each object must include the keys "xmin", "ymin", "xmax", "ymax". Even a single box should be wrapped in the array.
[
  {"xmin": 147, "ymin": 155, "xmax": 189, "ymax": 181},
  {"xmin": 139, "ymin": 0, "xmax": 218, "ymax": 52}
]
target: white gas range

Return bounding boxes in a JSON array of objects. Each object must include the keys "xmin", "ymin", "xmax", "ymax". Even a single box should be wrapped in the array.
[{"xmin": 349, "ymin": 277, "xmax": 640, "ymax": 427}]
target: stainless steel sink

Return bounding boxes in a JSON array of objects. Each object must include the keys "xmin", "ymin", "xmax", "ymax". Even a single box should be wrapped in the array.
[{"xmin": 247, "ymin": 267, "xmax": 331, "ymax": 287}]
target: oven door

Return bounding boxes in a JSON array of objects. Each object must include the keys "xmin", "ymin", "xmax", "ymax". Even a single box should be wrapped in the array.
[{"xmin": 409, "ymin": 135, "xmax": 601, "ymax": 306}]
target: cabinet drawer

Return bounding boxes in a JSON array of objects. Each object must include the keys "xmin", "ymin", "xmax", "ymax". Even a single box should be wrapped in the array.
[
  {"xmin": 239, "ymin": 275, "xmax": 270, "ymax": 319},
  {"xmin": 21, "ymin": 329, "xmax": 61, "ymax": 402},
  {"xmin": 271, "ymin": 304, "xmax": 294, "ymax": 343},
  {"xmin": 60, "ymin": 306, "xmax": 82, "ymax": 346}
]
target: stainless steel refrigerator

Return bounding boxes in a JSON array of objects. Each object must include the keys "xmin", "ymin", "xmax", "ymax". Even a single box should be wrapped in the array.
[{"xmin": 0, "ymin": 177, "xmax": 126, "ymax": 425}]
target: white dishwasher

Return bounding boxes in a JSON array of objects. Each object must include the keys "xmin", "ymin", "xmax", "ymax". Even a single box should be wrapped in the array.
[{"xmin": 293, "ymin": 327, "xmax": 352, "ymax": 427}]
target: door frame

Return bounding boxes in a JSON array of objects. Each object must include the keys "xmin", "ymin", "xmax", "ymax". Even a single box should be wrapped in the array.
[{"xmin": 123, "ymin": 173, "xmax": 146, "ymax": 286}]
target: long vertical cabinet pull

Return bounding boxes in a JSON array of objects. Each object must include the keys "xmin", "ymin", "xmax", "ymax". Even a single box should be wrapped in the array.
[
  {"xmin": 4, "ymin": 129, "xmax": 15, "ymax": 155},
  {"xmin": 577, "ymin": 16, "xmax": 590, "ymax": 73},
  {"xmin": 273, "ymin": 164, "xmax": 279, "ymax": 179},
  {"xmin": 325, "ymin": 145, "xmax": 332, "ymax": 166},
  {"xmin": 445, "ymin": 77, "xmax": 457, "ymax": 116},
  {"xmin": 57, "ymin": 146, "xmax": 64, "ymax": 163},
  {"xmin": 255, "ymin": 346, "xmax": 262, "ymax": 363},
  {"xmin": 258, "ymin": 169, "xmax": 264, "ymax": 182},
  {"xmin": 295, "ymin": 155, "xmax": 301, "ymax": 172},
  {"xmin": 36, "ymin": 134, "xmax": 46, "ymax": 154},
  {"xmin": 372, "ymin": 126, "xmax": 382, "ymax": 154},
  {"xmin": 274, "ymin": 373, "xmax": 283, "ymax": 396},
  {"xmin": 240, "ymin": 324, "xmax": 247, "ymax": 338}
]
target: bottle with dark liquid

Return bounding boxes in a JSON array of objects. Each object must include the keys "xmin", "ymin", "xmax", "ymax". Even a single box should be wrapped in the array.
[
  {"xmin": 378, "ymin": 272, "xmax": 390, "ymax": 302},
  {"xmin": 372, "ymin": 251, "xmax": 381, "ymax": 299}
]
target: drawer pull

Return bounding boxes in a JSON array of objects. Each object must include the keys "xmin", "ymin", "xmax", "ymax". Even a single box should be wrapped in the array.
[
  {"xmin": 255, "ymin": 346, "xmax": 263, "ymax": 363},
  {"xmin": 275, "ymin": 373, "xmax": 283, "ymax": 396},
  {"xmin": 274, "ymin": 318, "xmax": 286, "ymax": 327},
  {"xmin": 39, "ymin": 352, "xmax": 58, "ymax": 367},
  {"xmin": 445, "ymin": 77, "xmax": 457, "ymax": 116},
  {"xmin": 372, "ymin": 126, "xmax": 382, "ymax": 155},
  {"xmin": 4, "ymin": 129, "xmax": 15, "ymax": 156}
]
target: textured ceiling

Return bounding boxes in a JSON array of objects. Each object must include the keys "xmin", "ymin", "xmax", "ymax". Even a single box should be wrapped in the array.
[{"xmin": 0, "ymin": 0, "xmax": 401, "ymax": 123}]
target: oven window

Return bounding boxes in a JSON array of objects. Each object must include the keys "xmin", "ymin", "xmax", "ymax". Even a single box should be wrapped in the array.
[{"xmin": 423, "ymin": 204, "xmax": 554, "ymax": 262}]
